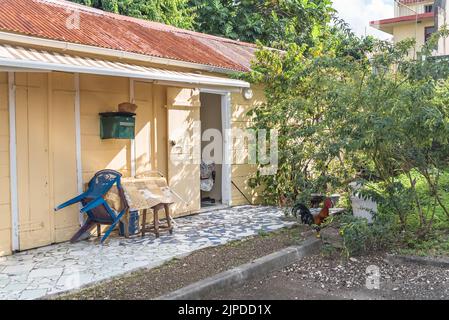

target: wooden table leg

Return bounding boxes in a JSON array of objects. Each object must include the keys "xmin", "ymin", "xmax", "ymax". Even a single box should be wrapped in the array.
[
  {"xmin": 153, "ymin": 208, "xmax": 160, "ymax": 238},
  {"xmin": 97, "ymin": 224, "xmax": 101, "ymax": 237},
  {"xmin": 124, "ymin": 209, "xmax": 130, "ymax": 238},
  {"xmin": 141, "ymin": 209, "xmax": 147, "ymax": 237},
  {"xmin": 164, "ymin": 204, "xmax": 173, "ymax": 234}
]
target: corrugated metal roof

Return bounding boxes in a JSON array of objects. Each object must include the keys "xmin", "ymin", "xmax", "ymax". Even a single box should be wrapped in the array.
[
  {"xmin": 0, "ymin": 0, "xmax": 258, "ymax": 72},
  {"xmin": 0, "ymin": 43, "xmax": 250, "ymax": 88}
]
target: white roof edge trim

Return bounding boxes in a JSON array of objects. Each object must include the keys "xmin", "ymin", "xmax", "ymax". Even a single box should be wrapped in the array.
[{"xmin": 0, "ymin": 44, "xmax": 250, "ymax": 88}]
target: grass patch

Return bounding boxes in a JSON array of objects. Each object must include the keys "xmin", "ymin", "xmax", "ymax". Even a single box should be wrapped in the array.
[{"xmin": 398, "ymin": 170, "xmax": 449, "ymax": 231}]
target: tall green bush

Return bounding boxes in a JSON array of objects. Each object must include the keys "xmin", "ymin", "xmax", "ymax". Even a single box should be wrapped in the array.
[{"xmin": 247, "ymin": 31, "xmax": 449, "ymax": 240}]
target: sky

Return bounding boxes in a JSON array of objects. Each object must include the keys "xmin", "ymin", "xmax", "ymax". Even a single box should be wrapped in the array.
[{"xmin": 332, "ymin": 0, "xmax": 394, "ymax": 40}]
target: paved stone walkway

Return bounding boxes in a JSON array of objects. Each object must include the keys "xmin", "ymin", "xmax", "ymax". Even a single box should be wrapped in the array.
[{"xmin": 0, "ymin": 206, "xmax": 292, "ymax": 300}]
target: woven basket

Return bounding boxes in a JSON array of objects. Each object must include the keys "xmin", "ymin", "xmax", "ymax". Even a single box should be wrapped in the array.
[{"xmin": 118, "ymin": 102, "xmax": 138, "ymax": 113}]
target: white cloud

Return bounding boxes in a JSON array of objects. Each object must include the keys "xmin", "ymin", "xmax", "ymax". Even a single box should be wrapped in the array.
[{"xmin": 332, "ymin": 0, "xmax": 394, "ymax": 40}]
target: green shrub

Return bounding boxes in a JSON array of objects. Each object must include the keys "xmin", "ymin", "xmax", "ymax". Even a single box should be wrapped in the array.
[
  {"xmin": 336, "ymin": 214, "xmax": 396, "ymax": 257},
  {"xmin": 396, "ymin": 230, "xmax": 449, "ymax": 257}
]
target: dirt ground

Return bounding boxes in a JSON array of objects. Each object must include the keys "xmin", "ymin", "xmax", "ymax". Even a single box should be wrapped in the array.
[
  {"xmin": 210, "ymin": 253, "xmax": 449, "ymax": 300},
  {"xmin": 54, "ymin": 223, "xmax": 449, "ymax": 301},
  {"xmin": 55, "ymin": 226, "xmax": 303, "ymax": 300}
]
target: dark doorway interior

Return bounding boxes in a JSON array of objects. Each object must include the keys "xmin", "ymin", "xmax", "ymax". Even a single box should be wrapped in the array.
[{"xmin": 200, "ymin": 93, "xmax": 223, "ymax": 208}]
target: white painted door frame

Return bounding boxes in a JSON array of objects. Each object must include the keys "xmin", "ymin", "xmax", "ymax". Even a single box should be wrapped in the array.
[
  {"xmin": 74, "ymin": 73, "xmax": 84, "ymax": 225},
  {"xmin": 129, "ymin": 78, "xmax": 136, "ymax": 177},
  {"xmin": 8, "ymin": 72, "xmax": 19, "ymax": 251},
  {"xmin": 199, "ymin": 88, "xmax": 232, "ymax": 206}
]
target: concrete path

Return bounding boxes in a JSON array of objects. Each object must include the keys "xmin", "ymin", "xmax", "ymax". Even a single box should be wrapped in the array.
[{"xmin": 0, "ymin": 206, "xmax": 293, "ymax": 300}]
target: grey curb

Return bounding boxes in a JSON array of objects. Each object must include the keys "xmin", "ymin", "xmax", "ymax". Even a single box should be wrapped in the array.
[
  {"xmin": 156, "ymin": 237, "xmax": 322, "ymax": 300},
  {"xmin": 386, "ymin": 254, "xmax": 449, "ymax": 268}
]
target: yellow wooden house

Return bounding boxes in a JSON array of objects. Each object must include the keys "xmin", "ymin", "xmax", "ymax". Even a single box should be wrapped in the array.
[{"xmin": 0, "ymin": 0, "xmax": 265, "ymax": 256}]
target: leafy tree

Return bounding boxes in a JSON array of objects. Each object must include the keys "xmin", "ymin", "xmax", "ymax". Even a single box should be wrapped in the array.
[
  {"xmin": 70, "ymin": 0, "xmax": 196, "ymax": 29},
  {"xmin": 246, "ymin": 30, "xmax": 449, "ymax": 239},
  {"xmin": 190, "ymin": 0, "xmax": 334, "ymax": 48}
]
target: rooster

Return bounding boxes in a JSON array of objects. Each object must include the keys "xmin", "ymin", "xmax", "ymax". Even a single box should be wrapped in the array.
[
  {"xmin": 313, "ymin": 198, "xmax": 334, "ymax": 226},
  {"xmin": 292, "ymin": 198, "xmax": 334, "ymax": 236},
  {"xmin": 292, "ymin": 202, "xmax": 314, "ymax": 225}
]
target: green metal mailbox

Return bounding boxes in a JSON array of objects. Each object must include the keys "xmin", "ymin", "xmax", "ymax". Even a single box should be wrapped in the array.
[{"xmin": 99, "ymin": 112, "xmax": 136, "ymax": 139}]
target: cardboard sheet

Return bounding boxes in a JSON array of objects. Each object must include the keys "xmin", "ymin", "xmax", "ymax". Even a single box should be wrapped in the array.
[{"xmin": 121, "ymin": 177, "xmax": 175, "ymax": 211}]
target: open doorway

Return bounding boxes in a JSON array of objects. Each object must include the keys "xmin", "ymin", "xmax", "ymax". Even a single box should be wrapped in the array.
[{"xmin": 200, "ymin": 92, "xmax": 224, "ymax": 209}]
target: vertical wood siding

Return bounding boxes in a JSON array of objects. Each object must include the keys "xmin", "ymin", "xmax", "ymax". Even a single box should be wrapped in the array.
[
  {"xmin": 50, "ymin": 72, "xmax": 79, "ymax": 242},
  {"xmin": 0, "ymin": 72, "xmax": 11, "ymax": 256},
  {"xmin": 230, "ymin": 86, "xmax": 265, "ymax": 205},
  {"xmin": 79, "ymin": 74, "xmax": 132, "ymax": 181}
]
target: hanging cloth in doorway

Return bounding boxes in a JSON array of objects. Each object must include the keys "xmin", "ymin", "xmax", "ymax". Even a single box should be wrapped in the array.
[{"xmin": 200, "ymin": 161, "xmax": 216, "ymax": 192}]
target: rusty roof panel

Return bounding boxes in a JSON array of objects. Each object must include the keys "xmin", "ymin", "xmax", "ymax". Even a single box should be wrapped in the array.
[
  {"xmin": 0, "ymin": 0, "xmax": 258, "ymax": 72},
  {"xmin": 198, "ymin": 38, "xmax": 258, "ymax": 71}
]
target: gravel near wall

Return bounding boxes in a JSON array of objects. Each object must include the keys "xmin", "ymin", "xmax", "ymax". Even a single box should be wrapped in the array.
[{"xmin": 211, "ymin": 253, "xmax": 449, "ymax": 300}]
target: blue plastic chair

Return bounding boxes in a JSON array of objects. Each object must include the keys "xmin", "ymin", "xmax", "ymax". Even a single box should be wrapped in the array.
[{"xmin": 54, "ymin": 169, "xmax": 129, "ymax": 244}]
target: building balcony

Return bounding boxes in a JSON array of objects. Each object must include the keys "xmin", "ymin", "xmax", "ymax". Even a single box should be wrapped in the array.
[{"xmin": 370, "ymin": 12, "xmax": 434, "ymax": 35}]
